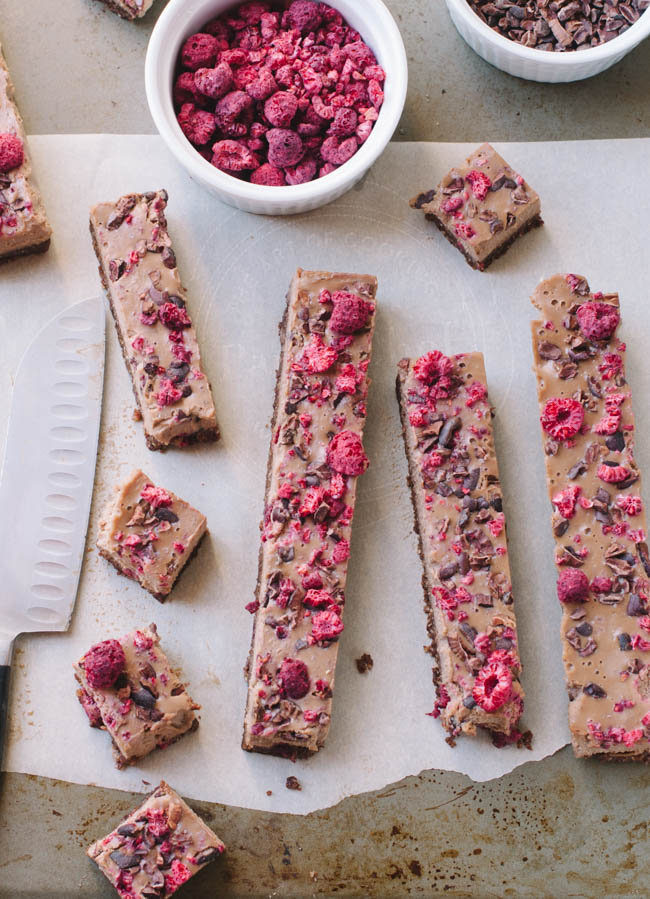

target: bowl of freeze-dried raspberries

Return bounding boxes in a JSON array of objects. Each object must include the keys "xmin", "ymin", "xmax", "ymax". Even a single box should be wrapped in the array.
[{"xmin": 146, "ymin": 0, "xmax": 407, "ymax": 214}]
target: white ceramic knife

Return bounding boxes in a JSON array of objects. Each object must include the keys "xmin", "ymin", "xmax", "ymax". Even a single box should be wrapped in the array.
[{"xmin": 0, "ymin": 296, "xmax": 105, "ymax": 767}]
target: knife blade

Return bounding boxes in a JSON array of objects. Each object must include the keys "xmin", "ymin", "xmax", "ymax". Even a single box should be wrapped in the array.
[{"xmin": 0, "ymin": 295, "xmax": 105, "ymax": 767}]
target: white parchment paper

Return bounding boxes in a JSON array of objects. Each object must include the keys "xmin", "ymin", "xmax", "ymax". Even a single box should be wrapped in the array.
[{"xmin": 3, "ymin": 136, "xmax": 650, "ymax": 814}]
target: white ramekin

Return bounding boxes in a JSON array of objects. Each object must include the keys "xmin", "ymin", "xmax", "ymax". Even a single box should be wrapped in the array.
[
  {"xmin": 145, "ymin": 0, "xmax": 407, "ymax": 215},
  {"xmin": 446, "ymin": 0, "xmax": 650, "ymax": 83}
]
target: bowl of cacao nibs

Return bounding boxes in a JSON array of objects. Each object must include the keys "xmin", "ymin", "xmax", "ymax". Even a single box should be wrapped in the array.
[
  {"xmin": 445, "ymin": 0, "xmax": 650, "ymax": 82},
  {"xmin": 145, "ymin": 0, "xmax": 407, "ymax": 214}
]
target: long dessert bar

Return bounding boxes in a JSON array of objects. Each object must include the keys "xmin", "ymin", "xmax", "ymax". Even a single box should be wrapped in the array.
[
  {"xmin": 87, "ymin": 781, "xmax": 225, "ymax": 897},
  {"xmin": 396, "ymin": 351, "xmax": 525, "ymax": 742},
  {"xmin": 242, "ymin": 268, "xmax": 377, "ymax": 756},
  {"xmin": 531, "ymin": 273, "xmax": 650, "ymax": 761},
  {"xmin": 89, "ymin": 189, "xmax": 219, "ymax": 450},
  {"xmin": 0, "ymin": 43, "xmax": 51, "ymax": 262}
]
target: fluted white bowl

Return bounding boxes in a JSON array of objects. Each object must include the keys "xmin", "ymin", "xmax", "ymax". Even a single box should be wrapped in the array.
[
  {"xmin": 446, "ymin": 0, "xmax": 650, "ymax": 83},
  {"xmin": 146, "ymin": 0, "xmax": 407, "ymax": 215}
]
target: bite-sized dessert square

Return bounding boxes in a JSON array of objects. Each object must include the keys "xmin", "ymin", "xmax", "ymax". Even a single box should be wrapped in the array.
[
  {"xmin": 0, "ymin": 44, "xmax": 52, "ymax": 263},
  {"xmin": 410, "ymin": 143, "xmax": 542, "ymax": 271},
  {"xmin": 89, "ymin": 189, "xmax": 219, "ymax": 451},
  {"xmin": 87, "ymin": 780, "xmax": 225, "ymax": 898},
  {"xmin": 74, "ymin": 623, "xmax": 200, "ymax": 769},
  {"xmin": 93, "ymin": 0, "xmax": 157, "ymax": 21},
  {"xmin": 97, "ymin": 469, "xmax": 207, "ymax": 601}
]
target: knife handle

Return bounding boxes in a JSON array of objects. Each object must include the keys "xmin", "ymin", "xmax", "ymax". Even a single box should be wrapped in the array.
[{"xmin": 0, "ymin": 636, "xmax": 14, "ymax": 774}]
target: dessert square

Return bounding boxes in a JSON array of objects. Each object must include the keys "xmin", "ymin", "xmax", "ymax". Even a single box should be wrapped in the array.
[
  {"xmin": 93, "ymin": 0, "xmax": 157, "ymax": 21},
  {"xmin": 97, "ymin": 469, "xmax": 207, "ymax": 601},
  {"xmin": 242, "ymin": 269, "xmax": 377, "ymax": 757},
  {"xmin": 410, "ymin": 143, "xmax": 542, "ymax": 271},
  {"xmin": 74, "ymin": 623, "xmax": 200, "ymax": 768},
  {"xmin": 89, "ymin": 190, "xmax": 219, "ymax": 451},
  {"xmin": 396, "ymin": 351, "xmax": 525, "ymax": 742},
  {"xmin": 87, "ymin": 780, "xmax": 225, "ymax": 897},
  {"xmin": 0, "ymin": 44, "xmax": 52, "ymax": 263}
]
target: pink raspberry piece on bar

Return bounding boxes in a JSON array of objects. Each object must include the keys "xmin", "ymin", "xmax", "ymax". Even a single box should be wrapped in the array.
[
  {"xmin": 329, "ymin": 290, "xmax": 374, "ymax": 334},
  {"xmin": 327, "ymin": 430, "xmax": 369, "ymax": 476},
  {"xmin": 472, "ymin": 659, "xmax": 512, "ymax": 711},
  {"xmin": 557, "ymin": 569, "xmax": 589, "ymax": 604},
  {"xmin": 278, "ymin": 658, "xmax": 310, "ymax": 699},
  {"xmin": 0, "ymin": 133, "xmax": 24, "ymax": 172},
  {"xmin": 466, "ymin": 170, "xmax": 492, "ymax": 200},
  {"xmin": 82, "ymin": 639, "xmax": 126, "ymax": 689},
  {"xmin": 576, "ymin": 301, "xmax": 620, "ymax": 341}
]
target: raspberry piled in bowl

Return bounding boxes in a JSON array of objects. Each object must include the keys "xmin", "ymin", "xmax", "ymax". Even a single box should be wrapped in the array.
[{"xmin": 173, "ymin": 1, "xmax": 386, "ymax": 186}]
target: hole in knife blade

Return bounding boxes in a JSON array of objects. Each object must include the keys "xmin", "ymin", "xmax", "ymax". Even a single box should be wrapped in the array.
[
  {"xmin": 48, "ymin": 449, "xmax": 85, "ymax": 466},
  {"xmin": 49, "ymin": 426, "xmax": 85, "ymax": 443},
  {"xmin": 43, "ymin": 516, "xmax": 74, "ymax": 533},
  {"xmin": 46, "ymin": 494, "xmax": 77, "ymax": 511},
  {"xmin": 26, "ymin": 605, "xmax": 63, "ymax": 623},
  {"xmin": 59, "ymin": 315, "xmax": 92, "ymax": 332},
  {"xmin": 35, "ymin": 561, "xmax": 68, "ymax": 578},
  {"xmin": 48, "ymin": 472, "xmax": 81, "ymax": 488},
  {"xmin": 51, "ymin": 404, "xmax": 86, "ymax": 420},
  {"xmin": 53, "ymin": 382, "xmax": 87, "ymax": 399},
  {"xmin": 30, "ymin": 585, "xmax": 64, "ymax": 601},
  {"xmin": 38, "ymin": 538, "xmax": 72, "ymax": 555},
  {"xmin": 55, "ymin": 359, "xmax": 88, "ymax": 375},
  {"xmin": 56, "ymin": 337, "xmax": 84, "ymax": 352}
]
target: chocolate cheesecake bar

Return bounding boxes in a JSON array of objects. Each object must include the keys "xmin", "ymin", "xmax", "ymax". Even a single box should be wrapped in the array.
[
  {"xmin": 531, "ymin": 273, "xmax": 650, "ymax": 761},
  {"xmin": 410, "ymin": 143, "xmax": 542, "ymax": 271},
  {"xmin": 0, "ymin": 43, "xmax": 51, "ymax": 263},
  {"xmin": 96, "ymin": 469, "xmax": 207, "ymax": 601},
  {"xmin": 242, "ymin": 269, "xmax": 377, "ymax": 756},
  {"xmin": 396, "ymin": 351, "xmax": 525, "ymax": 742},
  {"xmin": 74, "ymin": 623, "xmax": 200, "ymax": 768},
  {"xmin": 87, "ymin": 781, "xmax": 225, "ymax": 897},
  {"xmin": 89, "ymin": 190, "xmax": 219, "ymax": 450},
  {"xmin": 93, "ymin": 0, "xmax": 157, "ymax": 21}
]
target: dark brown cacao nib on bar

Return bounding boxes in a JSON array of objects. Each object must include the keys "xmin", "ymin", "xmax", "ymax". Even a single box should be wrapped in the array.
[
  {"xmin": 396, "ymin": 351, "xmax": 525, "ymax": 742},
  {"xmin": 531, "ymin": 273, "xmax": 650, "ymax": 761},
  {"xmin": 242, "ymin": 268, "xmax": 377, "ymax": 757},
  {"xmin": 89, "ymin": 190, "xmax": 219, "ymax": 451},
  {"xmin": 410, "ymin": 143, "xmax": 542, "ymax": 272},
  {"xmin": 87, "ymin": 780, "xmax": 225, "ymax": 896},
  {"xmin": 466, "ymin": 0, "xmax": 649, "ymax": 51}
]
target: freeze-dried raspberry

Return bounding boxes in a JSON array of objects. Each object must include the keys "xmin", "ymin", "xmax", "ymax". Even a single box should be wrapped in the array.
[
  {"xmin": 590, "ymin": 576, "xmax": 613, "ymax": 594},
  {"xmin": 296, "ymin": 334, "xmax": 337, "ymax": 372},
  {"xmin": 159, "ymin": 301, "xmax": 192, "ymax": 330},
  {"xmin": 617, "ymin": 495, "xmax": 643, "ymax": 516},
  {"xmin": 540, "ymin": 397, "xmax": 584, "ymax": 441},
  {"xmin": 77, "ymin": 688, "xmax": 102, "ymax": 726},
  {"xmin": 576, "ymin": 301, "xmax": 620, "ymax": 341},
  {"xmin": 455, "ymin": 222, "xmax": 476, "ymax": 241},
  {"xmin": 177, "ymin": 103, "xmax": 216, "ymax": 145},
  {"xmin": 246, "ymin": 67, "xmax": 278, "ymax": 100},
  {"xmin": 287, "ymin": 0, "xmax": 322, "ymax": 33},
  {"xmin": 251, "ymin": 162, "xmax": 286, "ymax": 185},
  {"xmin": 329, "ymin": 290, "xmax": 373, "ymax": 334},
  {"xmin": 278, "ymin": 658, "xmax": 310, "ymax": 699},
  {"xmin": 194, "ymin": 62, "xmax": 234, "ymax": 99},
  {"xmin": 465, "ymin": 381, "xmax": 487, "ymax": 408},
  {"xmin": 327, "ymin": 108, "xmax": 357, "ymax": 138},
  {"xmin": 311, "ymin": 609, "xmax": 344, "ymax": 641},
  {"xmin": 566, "ymin": 273, "xmax": 590, "ymax": 295},
  {"xmin": 321, "ymin": 135, "xmax": 358, "ymax": 166},
  {"xmin": 156, "ymin": 378, "xmax": 183, "ymax": 407},
  {"xmin": 597, "ymin": 463, "xmax": 631, "ymax": 484},
  {"xmin": 267, "ymin": 128, "xmax": 304, "ymax": 166},
  {"xmin": 146, "ymin": 808, "xmax": 170, "ymax": 839},
  {"xmin": 413, "ymin": 350, "xmax": 454, "ymax": 389},
  {"xmin": 264, "ymin": 90, "xmax": 298, "ymax": 126},
  {"xmin": 326, "ymin": 430, "xmax": 368, "ymax": 476},
  {"xmin": 239, "ymin": 2, "xmax": 270, "ymax": 25},
  {"xmin": 552, "ymin": 485, "xmax": 581, "ymax": 519},
  {"xmin": 166, "ymin": 860, "xmax": 192, "ymax": 889},
  {"xmin": 284, "ymin": 155, "xmax": 317, "ymax": 185},
  {"xmin": 212, "ymin": 139, "xmax": 260, "ymax": 171},
  {"xmin": 344, "ymin": 40, "xmax": 376, "ymax": 70},
  {"xmin": 140, "ymin": 484, "xmax": 172, "ymax": 509},
  {"xmin": 215, "ymin": 90, "xmax": 254, "ymax": 135},
  {"xmin": 0, "ymin": 133, "xmax": 24, "ymax": 172},
  {"xmin": 181, "ymin": 33, "xmax": 219, "ymax": 70},
  {"xmin": 82, "ymin": 639, "xmax": 126, "ymax": 689},
  {"xmin": 368, "ymin": 79, "xmax": 384, "ymax": 110},
  {"xmin": 472, "ymin": 660, "xmax": 512, "ymax": 712},
  {"xmin": 557, "ymin": 569, "xmax": 590, "ymax": 604},
  {"xmin": 593, "ymin": 411, "xmax": 621, "ymax": 435},
  {"xmin": 466, "ymin": 170, "xmax": 492, "ymax": 200},
  {"xmin": 441, "ymin": 195, "xmax": 464, "ymax": 214},
  {"xmin": 332, "ymin": 538, "xmax": 350, "ymax": 563},
  {"xmin": 174, "ymin": 72, "xmax": 202, "ymax": 106},
  {"xmin": 303, "ymin": 588, "xmax": 332, "ymax": 609},
  {"xmin": 598, "ymin": 353, "xmax": 623, "ymax": 381}
]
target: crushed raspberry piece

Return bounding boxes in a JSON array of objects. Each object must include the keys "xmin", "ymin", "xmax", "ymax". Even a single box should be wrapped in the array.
[
  {"xmin": 409, "ymin": 407, "xmax": 429, "ymax": 428},
  {"xmin": 146, "ymin": 808, "xmax": 170, "ymax": 839},
  {"xmin": 330, "ymin": 290, "xmax": 374, "ymax": 334},
  {"xmin": 631, "ymin": 634, "xmax": 650, "ymax": 651},
  {"xmin": 440, "ymin": 195, "xmax": 464, "ymax": 215},
  {"xmin": 617, "ymin": 495, "xmax": 642, "ymax": 516},
  {"xmin": 328, "ymin": 472, "xmax": 346, "ymax": 499},
  {"xmin": 278, "ymin": 658, "xmax": 310, "ymax": 699},
  {"xmin": 245, "ymin": 600, "xmax": 260, "ymax": 614},
  {"xmin": 599, "ymin": 353, "xmax": 623, "ymax": 381},
  {"xmin": 455, "ymin": 222, "xmax": 476, "ymax": 241},
  {"xmin": 465, "ymin": 380, "xmax": 487, "ymax": 408},
  {"xmin": 302, "ymin": 571, "xmax": 323, "ymax": 590},
  {"xmin": 593, "ymin": 410, "xmax": 621, "ymax": 435},
  {"xmin": 597, "ymin": 463, "xmax": 631, "ymax": 484},
  {"xmin": 0, "ymin": 133, "xmax": 24, "ymax": 172},
  {"xmin": 465, "ymin": 169, "xmax": 492, "ymax": 200},
  {"xmin": 77, "ymin": 688, "xmax": 102, "ymax": 726},
  {"xmin": 296, "ymin": 334, "xmax": 338, "ymax": 372},
  {"xmin": 155, "ymin": 378, "xmax": 183, "ymax": 407},
  {"xmin": 166, "ymin": 859, "xmax": 192, "ymax": 890},
  {"xmin": 413, "ymin": 351, "xmax": 454, "ymax": 399},
  {"xmin": 472, "ymin": 660, "xmax": 512, "ymax": 712},
  {"xmin": 82, "ymin": 639, "xmax": 126, "ymax": 689},
  {"xmin": 332, "ymin": 538, "xmax": 350, "ymax": 563},
  {"xmin": 566, "ymin": 273, "xmax": 589, "ymax": 294},
  {"xmin": 212, "ymin": 139, "xmax": 259, "ymax": 172},
  {"xmin": 576, "ymin": 301, "xmax": 620, "ymax": 341},
  {"xmin": 590, "ymin": 576, "xmax": 613, "ymax": 594},
  {"xmin": 557, "ymin": 569, "xmax": 590, "ymax": 604},
  {"xmin": 311, "ymin": 609, "xmax": 344, "ymax": 641},
  {"xmin": 540, "ymin": 397, "xmax": 584, "ymax": 441},
  {"xmin": 552, "ymin": 485, "xmax": 581, "ymax": 519},
  {"xmin": 195, "ymin": 62, "xmax": 234, "ymax": 99},
  {"xmin": 326, "ymin": 430, "xmax": 369, "ymax": 476},
  {"xmin": 303, "ymin": 588, "xmax": 332, "ymax": 609},
  {"xmin": 173, "ymin": 541, "xmax": 185, "ymax": 554},
  {"xmin": 140, "ymin": 484, "xmax": 172, "ymax": 509},
  {"xmin": 159, "ymin": 301, "xmax": 192, "ymax": 330},
  {"xmin": 181, "ymin": 33, "xmax": 219, "ymax": 71}
]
